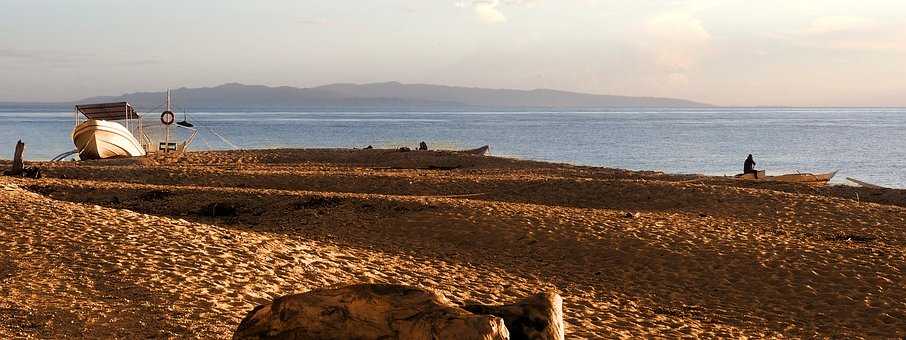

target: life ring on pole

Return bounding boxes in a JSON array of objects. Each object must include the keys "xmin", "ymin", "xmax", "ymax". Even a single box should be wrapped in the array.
[{"xmin": 161, "ymin": 111, "xmax": 175, "ymax": 125}]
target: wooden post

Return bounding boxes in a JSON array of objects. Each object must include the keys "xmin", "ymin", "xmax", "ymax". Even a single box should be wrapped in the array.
[{"xmin": 5, "ymin": 140, "xmax": 25, "ymax": 176}]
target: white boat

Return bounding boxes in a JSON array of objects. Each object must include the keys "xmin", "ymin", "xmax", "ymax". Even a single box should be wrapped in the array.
[
  {"xmin": 72, "ymin": 119, "xmax": 146, "ymax": 159},
  {"xmin": 69, "ymin": 94, "xmax": 197, "ymax": 160},
  {"xmin": 846, "ymin": 177, "xmax": 888, "ymax": 189},
  {"xmin": 71, "ymin": 102, "xmax": 146, "ymax": 160}
]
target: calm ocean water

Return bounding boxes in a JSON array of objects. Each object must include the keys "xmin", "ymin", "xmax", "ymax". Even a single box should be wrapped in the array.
[{"xmin": 2, "ymin": 108, "xmax": 905, "ymax": 187}]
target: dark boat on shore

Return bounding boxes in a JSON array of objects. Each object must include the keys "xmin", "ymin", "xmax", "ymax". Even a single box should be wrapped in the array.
[
  {"xmin": 457, "ymin": 145, "xmax": 490, "ymax": 156},
  {"xmin": 735, "ymin": 170, "xmax": 837, "ymax": 186}
]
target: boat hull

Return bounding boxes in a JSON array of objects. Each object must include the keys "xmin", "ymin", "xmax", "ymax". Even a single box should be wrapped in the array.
[
  {"xmin": 736, "ymin": 171, "xmax": 837, "ymax": 186},
  {"xmin": 72, "ymin": 120, "xmax": 146, "ymax": 160},
  {"xmin": 458, "ymin": 145, "xmax": 490, "ymax": 156}
]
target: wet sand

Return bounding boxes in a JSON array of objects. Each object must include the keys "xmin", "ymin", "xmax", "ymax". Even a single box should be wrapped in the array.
[{"xmin": 1, "ymin": 148, "xmax": 904, "ymax": 338}]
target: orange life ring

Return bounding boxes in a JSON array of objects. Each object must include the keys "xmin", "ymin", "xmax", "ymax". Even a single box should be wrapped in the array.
[{"xmin": 161, "ymin": 111, "xmax": 175, "ymax": 125}]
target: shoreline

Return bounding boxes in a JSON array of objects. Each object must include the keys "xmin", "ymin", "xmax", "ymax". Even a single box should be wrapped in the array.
[{"xmin": 2, "ymin": 148, "xmax": 905, "ymax": 337}]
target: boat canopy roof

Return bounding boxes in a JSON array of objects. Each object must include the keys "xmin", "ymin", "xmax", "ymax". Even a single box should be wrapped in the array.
[{"xmin": 75, "ymin": 102, "xmax": 140, "ymax": 120}]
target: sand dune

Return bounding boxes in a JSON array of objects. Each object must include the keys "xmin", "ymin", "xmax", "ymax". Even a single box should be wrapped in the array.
[{"xmin": 1, "ymin": 149, "xmax": 905, "ymax": 338}]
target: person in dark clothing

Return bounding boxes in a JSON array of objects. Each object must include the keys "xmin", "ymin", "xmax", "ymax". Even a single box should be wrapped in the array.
[{"xmin": 744, "ymin": 154, "xmax": 757, "ymax": 174}]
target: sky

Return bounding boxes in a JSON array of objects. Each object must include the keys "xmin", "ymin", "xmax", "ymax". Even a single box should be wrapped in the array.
[{"xmin": 1, "ymin": 0, "xmax": 904, "ymax": 106}]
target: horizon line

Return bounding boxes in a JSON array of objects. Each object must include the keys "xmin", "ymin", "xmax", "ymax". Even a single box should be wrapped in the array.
[{"xmin": 0, "ymin": 81, "xmax": 901, "ymax": 108}]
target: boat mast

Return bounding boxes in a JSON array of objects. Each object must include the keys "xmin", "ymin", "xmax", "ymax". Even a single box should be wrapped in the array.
[{"xmin": 165, "ymin": 88, "xmax": 171, "ymax": 151}]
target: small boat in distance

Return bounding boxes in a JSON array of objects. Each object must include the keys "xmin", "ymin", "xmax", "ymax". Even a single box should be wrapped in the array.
[
  {"xmin": 72, "ymin": 102, "xmax": 146, "ymax": 160},
  {"xmin": 736, "ymin": 170, "xmax": 838, "ymax": 186},
  {"xmin": 846, "ymin": 177, "xmax": 888, "ymax": 189},
  {"xmin": 457, "ymin": 145, "xmax": 490, "ymax": 156}
]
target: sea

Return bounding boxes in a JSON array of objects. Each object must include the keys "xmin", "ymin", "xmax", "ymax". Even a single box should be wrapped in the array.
[{"xmin": 2, "ymin": 107, "xmax": 906, "ymax": 187}]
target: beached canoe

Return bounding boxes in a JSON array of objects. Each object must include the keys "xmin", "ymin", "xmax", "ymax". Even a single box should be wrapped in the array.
[
  {"xmin": 735, "ymin": 170, "xmax": 837, "ymax": 186},
  {"xmin": 457, "ymin": 145, "xmax": 490, "ymax": 156}
]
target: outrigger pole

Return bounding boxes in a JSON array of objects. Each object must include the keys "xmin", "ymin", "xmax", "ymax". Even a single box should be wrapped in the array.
[{"xmin": 165, "ymin": 88, "xmax": 171, "ymax": 150}]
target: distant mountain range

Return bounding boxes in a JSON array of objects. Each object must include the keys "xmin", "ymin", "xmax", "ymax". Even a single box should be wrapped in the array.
[{"xmin": 3, "ymin": 82, "xmax": 711, "ymax": 110}]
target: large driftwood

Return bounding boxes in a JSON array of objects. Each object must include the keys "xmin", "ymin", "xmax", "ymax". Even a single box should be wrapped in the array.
[
  {"xmin": 4, "ymin": 141, "xmax": 41, "ymax": 179},
  {"xmin": 233, "ymin": 284, "xmax": 509, "ymax": 340},
  {"xmin": 4, "ymin": 140, "xmax": 24, "ymax": 176},
  {"xmin": 464, "ymin": 292, "xmax": 565, "ymax": 340}
]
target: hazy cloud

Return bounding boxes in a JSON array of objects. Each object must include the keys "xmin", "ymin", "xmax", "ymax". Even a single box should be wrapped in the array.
[
  {"xmin": 0, "ymin": 48, "xmax": 163, "ymax": 68},
  {"xmin": 474, "ymin": 1, "xmax": 507, "ymax": 23},
  {"xmin": 787, "ymin": 16, "xmax": 906, "ymax": 52},
  {"xmin": 805, "ymin": 16, "xmax": 876, "ymax": 35},
  {"xmin": 641, "ymin": 11, "xmax": 711, "ymax": 81},
  {"xmin": 296, "ymin": 18, "xmax": 330, "ymax": 25},
  {"xmin": 113, "ymin": 59, "xmax": 164, "ymax": 67},
  {"xmin": 0, "ymin": 48, "xmax": 89, "ymax": 65},
  {"xmin": 458, "ymin": 0, "xmax": 539, "ymax": 24}
]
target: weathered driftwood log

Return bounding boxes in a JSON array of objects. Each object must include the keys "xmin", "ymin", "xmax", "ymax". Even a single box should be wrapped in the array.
[
  {"xmin": 464, "ymin": 292, "xmax": 565, "ymax": 340},
  {"xmin": 3, "ymin": 141, "xmax": 40, "ymax": 178},
  {"xmin": 3, "ymin": 140, "xmax": 25, "ymax": 176},
  {"xmin": 233, "ymin": 284, "xmax": 509, "ymax": 340}
]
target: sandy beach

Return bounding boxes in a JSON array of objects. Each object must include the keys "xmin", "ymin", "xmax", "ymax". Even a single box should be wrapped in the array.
[{"xmin": 1, "ymin": 148, "xmax": 904, "ymax": 338}]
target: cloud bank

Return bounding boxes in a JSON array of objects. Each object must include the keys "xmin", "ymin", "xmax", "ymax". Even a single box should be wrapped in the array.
[
  {"xmin": 458, "ymin": 0, "xmax": 538, "ymax": 24},
  {"xmin": 473, "ymin": 0, "xmax": 507, "ymax": 23}
]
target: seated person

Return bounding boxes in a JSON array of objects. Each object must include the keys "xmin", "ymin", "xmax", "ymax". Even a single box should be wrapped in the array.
[{"xmin": 744, "ymin": 154, "xmax": 757, "ymax": 175}]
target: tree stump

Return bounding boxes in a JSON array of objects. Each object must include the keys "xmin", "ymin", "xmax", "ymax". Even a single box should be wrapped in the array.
[{"xmin": 3, "ymin": 140, "xmax": 25, "ymax": 176}]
